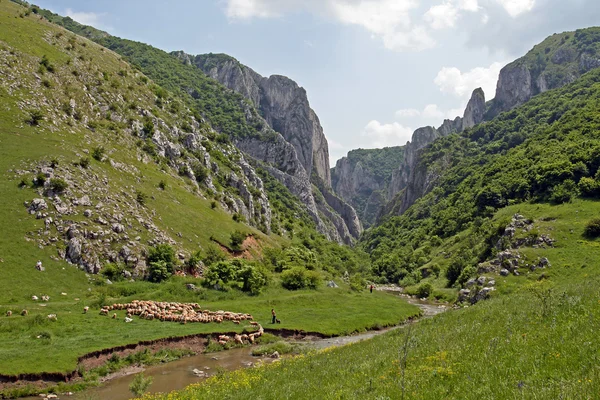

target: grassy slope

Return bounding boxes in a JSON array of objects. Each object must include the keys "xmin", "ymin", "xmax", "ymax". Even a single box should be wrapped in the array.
[
  {"xmin": 146, "ymin": 199, "xmax": 600, "ymax": 399},
  {"xmin": 0, "ymin": 2, "xmax": 419, "ymax": 376}
]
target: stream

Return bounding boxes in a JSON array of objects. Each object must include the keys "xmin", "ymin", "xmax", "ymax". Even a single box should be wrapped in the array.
[{"xmin": 26, "ymin": 295, "xmax": 447, "ymax": 400}]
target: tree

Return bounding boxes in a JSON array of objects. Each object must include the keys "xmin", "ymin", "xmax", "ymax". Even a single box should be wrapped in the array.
[
  {"xmin": 148, "ymin": 260, "xmax": 170, "ymax": 282},
  {"xmin": 230, "ymin": 231, "xmax": 246, "ymax": 251}
]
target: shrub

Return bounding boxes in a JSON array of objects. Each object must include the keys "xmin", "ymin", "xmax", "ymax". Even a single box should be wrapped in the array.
[
  {"xmin": 129, "ymin": 373, "xmax": 153, "ymax": 396},
  {"xmin": 142, "ymin": 118, "xmax": 154, "ymax": 135},
  {"xmin": 92, "ymin": 146, "xmax": 105, "ymax": 161},
  {"xmin": 50, "ymin": 158, "xmax": 59, "ymax": 168},
  {"xmin": 446, "ymin": 258, "xmax": 466, "ymax": 287},
  {"xmin": 49, "ymin": 178, "xmax": 68, "ymax": 192},
  {"xmin": 158, "ymin": 180, "xmax": 167, "ymax": 190},
  {"xmin": 148, "ymin": 260, "xmax": 170, "ymax": 283},
  {"xmin": 78, "ymin": 157, "xmax": 90, "ymax": 169},
  {"xmin": 39, "ymin": 55, "xmax": 54, "ymax": 73},
  {"xmin": 192, "ymin": 164, "xmax": 208, "ymax": 183},
  {"xmin": 415, "ymin": 282, "xmax": 433, "ymax": 298},
  {"xmin": 349, "ymin": 274, "xmax": 366, "ymax": 292},
  {"xmin": 101, "ymin": 263, "xmax": 124, "ymax": 282},
  {"xmin": 203, "ymin": 245, "xmax": 226, "ymax": 267},
  {"xmin": 230, "ymin": 231, "xmax": 246, "ymax": 251},
  {"xmin": 34, "ymin": 172, "xmax": 46, "ymax": 187},
  {"xmin": 281, "ymin": 268, "xmax": 321, "ymax": 290},
  {"xmin": 578, "ymin": 177, "xmax": 599, "ymax": 197},
  {"xmin": 281, "ymin": 268, "xmax": 307, "ymax": 290},
  {"xmin": 27, "ymin": 109, "xmax": 44, "ymax": 126},
  {"xmin": 136, "ymin": 190, "xmax": 148, "ymax": 205},
  {"xmin": 238, "ymin": 264, "xmax": 269, "ymax": 295},
  {"xmin": 210, "ymin": 201, "xmax": 217, "ymax": 209},
  {"xmin": 549, "ymin": 179, "xmax": 578, "ymax": 204},
  {"xmin": 584, "ymin": 218, "xmax": 600, "ymax": 238},
  {"xmin": 457, "ymin": 265, "xmax": 477, "ymax": 287},
  {"xmin": 147, "ymin": 244, "xmax": 175, "ymax": 273}
]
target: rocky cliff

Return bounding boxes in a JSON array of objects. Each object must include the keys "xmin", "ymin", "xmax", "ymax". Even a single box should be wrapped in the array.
[
  {"xmin": 488, "ymin": 27, "xmax": 600, "ymax": 118},
  {"xmin": 173, "ymin": 52, "xmax": 361, "ymax": 243},
  {"xmin": 331, "ymin": 147, "xmax": 403, "ymax": 228},
  {"xmin": 178, "ymin": 52, "xmax": 332, "ymax": 186}
]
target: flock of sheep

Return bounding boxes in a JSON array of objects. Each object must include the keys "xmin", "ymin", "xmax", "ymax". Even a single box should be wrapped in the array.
[
  {"xmin": 98, "ymin": 300, "xmax": 256, "ymax": 325},
  {"xmin": 5, "ymin": 301, "xmax": 266, "ymax": 345}
]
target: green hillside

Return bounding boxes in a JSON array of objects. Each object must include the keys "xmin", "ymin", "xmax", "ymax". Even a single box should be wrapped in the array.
[{"xmin": 364, "ymin": 66, "xmax": 600, "ymax": 291}]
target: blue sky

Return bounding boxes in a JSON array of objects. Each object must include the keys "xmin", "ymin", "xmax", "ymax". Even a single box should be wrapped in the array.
[{"xmin": 35, "ymin": 0, "xmax": 600, "ymax": 165}]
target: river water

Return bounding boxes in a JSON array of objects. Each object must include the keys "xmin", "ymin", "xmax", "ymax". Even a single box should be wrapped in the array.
[{"xmin": 29, "ymin": 295, "xmax": 447, "ymax": 400}]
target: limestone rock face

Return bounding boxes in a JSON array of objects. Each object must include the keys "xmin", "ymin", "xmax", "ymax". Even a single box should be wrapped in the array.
[
  {"xmin": 189, "ymin": 54, "xmax": 331, "ymax": 187},
  {"xmin": 172, "ymin": 51, "xmax": 362, "ymax": 242},
  {"xmin": 387, "ymin": 126, "xmax": 439, "ymax": 200},
  {"xmin": 462, "ymin": 88, "xmax": 486, "ymax": 130},
  {"xmin": 493, "ymin": 63, "xmax": 533, "ymax": 113}
]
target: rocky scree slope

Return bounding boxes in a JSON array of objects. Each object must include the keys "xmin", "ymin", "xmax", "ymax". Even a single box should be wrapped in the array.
[
  {"xmin": 173, "ymin": 51, "xmax": 362, "ymax": 244},
  {"xmin": 380, "ymin": 27, "xmax": 600, "ymax": 221},
  {"xmin": 0, "ymin": 4, "xmax": 279, "ymax": 277}
]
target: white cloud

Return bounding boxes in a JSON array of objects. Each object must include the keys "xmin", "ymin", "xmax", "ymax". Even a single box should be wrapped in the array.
[
  {"xmin": 424, "ymin": 2, "xmax": 459, "ymax": 30},
  {"xmin": 433, "ymin": 61, "xmax": 504, "ymax": 100},
  {"xmin": 458, "ymin": 0, "xmax": 479, "ymax": 12},
  {"xmin": 223, "ymin": 0, "xmax": 434, "ymax": 51},
  {"xmin": 362, "ymin": 120, "xmax": 413, "ymax": 147},
  {"xmin": 495, "ymin": 0, "xmax": 535, "ymax": 17},
  {"xmin": 65, "ymin": 8, "xmax": 105, "ymax": 27},
  {"xmin": 395, "ymin": 108, "xmax": 421, "ymax": 118},
  {"xmin": 395, "ymin": 103, "xmax": 464, "ymax": 128}
]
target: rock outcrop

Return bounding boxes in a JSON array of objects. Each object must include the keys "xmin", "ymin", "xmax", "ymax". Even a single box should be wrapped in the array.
[
  {"xmin": 180, "ymin": 53, "xmax": 331, "ymax": 187},
  {"xmin": 173, "ymin": 52, "xmax": 362, "ymax": 243}
]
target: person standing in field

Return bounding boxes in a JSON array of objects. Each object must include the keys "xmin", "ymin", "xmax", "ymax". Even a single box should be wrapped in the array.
[{"xmin": 271, "ymin": 308, "xmax": 276, "ymax": 324}]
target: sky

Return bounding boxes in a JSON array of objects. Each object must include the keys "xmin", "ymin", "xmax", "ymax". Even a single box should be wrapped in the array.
[{"xmin": 34, "ymin": 0, "xmax": 600, "ymax": 166}]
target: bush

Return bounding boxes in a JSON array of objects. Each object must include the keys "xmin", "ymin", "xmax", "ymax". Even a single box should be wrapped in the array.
[
  {"xmin": 147, "ymin": 244, "xmax": 175, "ymax": 273},
  {"xmin": 27, "ymin": 109, "xmax": 44, "ymax": 126},
  {"xmin": 136, "ymin": 190, "xmax": 148, "ymax": 205},
  {"xmin": 203, "ymin": 245, "xmax": 226, "ymax": 267},
  {"xmin": 578, "ymin": 177, "xmax": 599, "ymax": 197},
  {"xmin": 148, "ymin": 260, "xmax": 170, "ymax": 283},
  {"xmin": 49, "ymin": 178, "xmax": 68, "ymax": 192},
  {"xmin": 446, "ymin": 258, "xmax": 466, "ymax": 287},
  {"xmin": 78, "ymin": 157, "xmax": 90, "ymax": 169},
  {"xmin": 158, "ymin": 180, "xmax": 167, "ymax": 190},
  {"xmin": 92, "ymin": 146, "xmax": 105, "ymax": 161},
  {"xmin": 549, "ymin": 179, "xmax": 578, "ymax": 204},
  {"xmin": 230, "ymin": 230, "xmax": 246, "ymax": 251},
  {"xmin": 101, "ymin": 263, "xmax": 124, "ymax": 282},
  {"xmin": 281, "ymin": 267, "xmax": 321, "ymax": 290},
  {"xmin": 349, "ymin": 274, "xmax": 366, "ymax": 292},
  {"xmin": 584, "ymin": 218, "xmax": 600, "ymax": 238},
  {"xmin": 129, "ymin": 373, "xmax": 153, "ymax": 396},
  {"xmin": 34, "ymin": 172, "xmax": 46, "ymax": 187},
  {"xmin": 193, "ymin": 164, "xmax": 208, "ymax": 183},
  {"xmin": 457, "ymin": 265, "xmax": 477, "ymax": 287},
  {"xmin": 238, "ymin": 264, "xmax": 269, "ymax": 295},
  {"xmin": 415, "ymin": 282, "xmax": 433, "ymax": 298}
]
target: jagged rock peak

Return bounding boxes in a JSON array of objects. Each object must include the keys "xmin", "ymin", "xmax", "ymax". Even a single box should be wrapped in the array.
[
  {"xmin": 462, "ymin": 88, "xmax": 485, "ymax": 130},
  {"xmin": 174, "ymin": 51, "xmax": 331, "ymax": 187}
]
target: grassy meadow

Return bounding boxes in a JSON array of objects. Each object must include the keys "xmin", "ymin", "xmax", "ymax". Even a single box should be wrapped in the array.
[{"xmin": 143, "ymin": 199, "xmax": 600, "ymax": 399}]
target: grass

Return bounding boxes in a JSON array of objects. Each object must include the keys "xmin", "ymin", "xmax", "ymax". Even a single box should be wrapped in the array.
[
  {"xmin": 142, "ymin": 199, "xmax": 600, "ymax": 399},
  {"xmin": 0, "ymin": 283, "xmax": 419, "ymax": 375}
]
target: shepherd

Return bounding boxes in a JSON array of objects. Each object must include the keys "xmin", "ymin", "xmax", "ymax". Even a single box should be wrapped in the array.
[
  {"xmin": 370, "ymin": 284, "xmax": 374, "ymax": 293},
  {"xmin": 271, "ymin": 308, "xmax": 276, "ymax": 324}
]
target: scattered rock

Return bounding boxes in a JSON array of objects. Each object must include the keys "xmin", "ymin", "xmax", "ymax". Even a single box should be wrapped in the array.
[
  {"xmin": 270, "ymin": 351, "xmax": 280, "ymax": 359},
  {"xmin": 500, "ymin": 269, "xmax": 510, "ymax": 277},
  {"xmin": 326, "ymin": 280, "xmax": 338, "ymax": 288},
  {"xmin": 83, "ymin": 209, "xmax": 93, "ymax": 217}
]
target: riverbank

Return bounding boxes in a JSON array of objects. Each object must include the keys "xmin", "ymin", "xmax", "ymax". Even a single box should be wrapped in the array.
[{"xmin": 1, "ymin": 290, "xmax": 424, "ymax": 398}]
